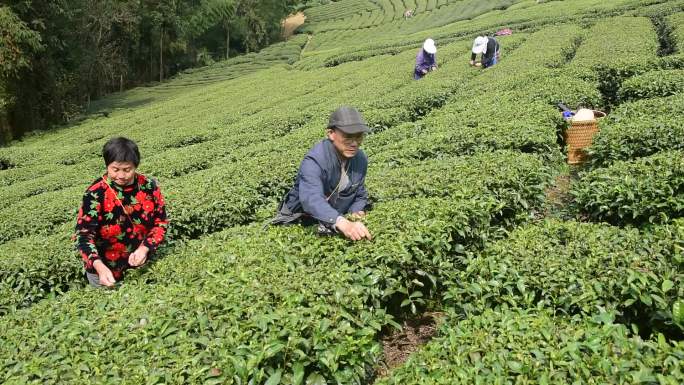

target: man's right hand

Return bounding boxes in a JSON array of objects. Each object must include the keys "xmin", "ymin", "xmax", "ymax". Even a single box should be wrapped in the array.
[
  {"xmin": 335, "ymin": 217, "xmax": 372, "ymax": 241},
  {"xmin": 469, "ymin": 60, "xmax": 475, "ymax": 66},
  {"xmin": 93, "ymin": 260, "xmax": 116, "ymax": 287}
]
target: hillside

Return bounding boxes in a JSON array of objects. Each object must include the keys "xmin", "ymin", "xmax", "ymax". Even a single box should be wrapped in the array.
[{"xmin": 1, "ymin": 0, "xmax": 683, "ymax": 383}]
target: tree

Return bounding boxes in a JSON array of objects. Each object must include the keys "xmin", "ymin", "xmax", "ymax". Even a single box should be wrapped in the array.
[
  {"xmin": 187, "ymin": 0, "xmax": 298, "ymax": 59},
  {"xmin": 188, "ymin": 0, "xmax": 237, "ymax": 59},
  {"xmin": 0, "ymin": 0, "xmax": 298, "ymax": 144},
  {"xmin": 0, "ymin": 5, "xmax": 42, "ymax": 144},
  {"xmin": 0, "ymin": 6, "xmax": 42, "ymax": 78},
  {"xmin": 79, "ymin": 1, "xmax": 140, "ymax": 96}
]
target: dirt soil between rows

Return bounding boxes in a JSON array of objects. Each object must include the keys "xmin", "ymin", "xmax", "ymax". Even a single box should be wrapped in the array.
[
  {"xmin": 375, "ymin": 312, "xmax": 444, "ymax": 378},
  {"xmin": 282, "ymin": 12, "xmax": 306, "ymax": 39}
]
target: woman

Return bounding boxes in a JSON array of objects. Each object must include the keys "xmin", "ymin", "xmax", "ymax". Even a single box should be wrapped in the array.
[
  {"xmin": 75, "ymin": 137, "xmax": 169, "ymax": 287},
  {"xmin": 470, "ymin": 35, "xmax": 500, "ymax": 68},
  {"xmin": 414, "ymin": 38, "xmax": 438, "ymax": 80}
]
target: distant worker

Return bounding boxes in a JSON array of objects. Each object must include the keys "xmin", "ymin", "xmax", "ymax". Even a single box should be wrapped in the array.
[
  {"xmin": 271, "ymin": 106, "xmax": 372, "ymax": 241},
  {"xmin": 404, "ymin": 9, "xmax": 414, "ymax": 19},
  {"xmin": 414, "ymin": 38, "xmax": 438, "ymax": 80},
  {"xmin": 470, "ymin": 35, "xmax": 500, "ymax": 68},
  {"xmin": 75, "ymin": 137, "xmax": 169, "ymax": 288}
]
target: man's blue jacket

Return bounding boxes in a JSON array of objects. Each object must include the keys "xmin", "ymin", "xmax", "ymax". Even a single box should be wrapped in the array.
[{"xmin": 275, "ymin": 139, "xmax": 368, "ymax": 225}]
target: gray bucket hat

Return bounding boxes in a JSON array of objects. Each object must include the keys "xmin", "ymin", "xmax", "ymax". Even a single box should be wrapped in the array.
[{"xmin": 327, "ymin": 106, "xmax": 369, "ymax": 134}]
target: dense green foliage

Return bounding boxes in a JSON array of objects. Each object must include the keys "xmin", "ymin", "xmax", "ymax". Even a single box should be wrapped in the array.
[
  {"xmin": 0, "ymin": 224, "xmax": 83, "ymax": 315},
  {"xmin": 572, "ymin": 151, "xmax": 684, "ymax": 225},
  {"xmin": 444, "ymin": 220, "xmax": 683, "ymax": 328},
  {"xmin": 0, "ymin": 5, "xmax": 42, "ymax": 143},
  {"xmin": 379, "ymin": 308, "xmax": 684, "ymax": 384},
  {"xmin": 1, "ymin": 0, "xmax": 683, "ymax": 383},
  {"xmin": 619, "ymin": 69, "xmax": 684, "ymax": 101},
  {"xmin": 670, "ymin": 12, "xmax": 684, "ymax": 51},
  {"xmin": 0, "ymin": 0, "xmax": 298, "ymax": 144},
  {"xmin": 0, "ymin": 187, "xmax": 538, "ymax": 382},
  {"xmin": 588, "ymin": 93, "xmax": 684, "ymax": 166}
]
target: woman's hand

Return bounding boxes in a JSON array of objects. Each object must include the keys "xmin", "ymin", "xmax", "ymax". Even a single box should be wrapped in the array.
[
  {"xmin": 128, "ymin": 245, "xmax": 149, "ymax": 267},
  {"xmin": 93, "ymin": 260, "xmax": 116, "ymax": 287}
]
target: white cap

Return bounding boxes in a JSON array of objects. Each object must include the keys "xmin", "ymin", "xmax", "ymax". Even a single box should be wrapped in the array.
[
  {"xmin": 423, "ymin": 38, "xmax": 437, "ymax": 54},
  {"xmin": 573, "ymin": 108, "xmax": 596, "ymax": 121},
  {"xmin": 472, "ymin": 36, "xmax": 488, "ymax": 54}
]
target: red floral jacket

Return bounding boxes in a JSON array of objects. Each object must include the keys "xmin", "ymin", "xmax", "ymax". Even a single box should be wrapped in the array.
[{"xmin": 75, "ymin": 174, "xmax": 169, "ymax": 279}]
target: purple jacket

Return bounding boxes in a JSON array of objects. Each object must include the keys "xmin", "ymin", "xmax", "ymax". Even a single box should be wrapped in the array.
[{"xmin": 414, "ymin": 49, "xmax": 437, "ymax": 79}]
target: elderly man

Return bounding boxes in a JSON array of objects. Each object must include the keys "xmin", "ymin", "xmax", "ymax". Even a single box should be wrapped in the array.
[{"xmin": 272, "ymin": 106, "xmax": 371, "ymax": 241}]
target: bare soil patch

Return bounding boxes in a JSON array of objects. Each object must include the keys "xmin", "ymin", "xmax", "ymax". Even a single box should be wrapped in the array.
[
  {"xmin": 375, "ymin": 312, "xmax": 444, "ymax": 378},
  {"xmin": 541, "ymin": 172, "xmax": 585, "ymax": 220},
  {"xmin": 282, "ymin": 12, "xmax": 306, "ymax": 39},
  {"xmin": 546, "ymin": 174, "xmax": 571, "ymax": 207}
]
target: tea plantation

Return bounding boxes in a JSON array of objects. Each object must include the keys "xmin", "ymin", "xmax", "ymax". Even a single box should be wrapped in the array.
[{"xmin": 1, "ymin": 0, "xmax": 683, "ymax": 383}]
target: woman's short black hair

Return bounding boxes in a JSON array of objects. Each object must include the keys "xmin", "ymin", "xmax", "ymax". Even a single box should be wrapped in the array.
[{"xmin": 102, "ymin": 137, "xmax": 140, "ymax": 167}]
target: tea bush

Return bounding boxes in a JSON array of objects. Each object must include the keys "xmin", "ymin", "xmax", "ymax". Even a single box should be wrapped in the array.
[
  {"xmin": 572, "ymin": 151, "xmax": 684, "ymax": 225},
  {"xmin": 0, "ymin": 190, "xmax": 526, "ymax": 384},
  {"xmin": 588, "ymin": 93, "xmax": 684, "ymax": 166},
  {"xmin": 0, "ymin": 224, "xmax": 85, "ymax": 316},
  {"xmin": 444, "ymin": 220, "xmax": 683, "ymax": 329},
  {"xmin": 618, "ymin": 69, "xmax": 684, "ymax": 102},
  {"xmin": 0, "ymin": 226, "xmax": 391, "ymax": 384},
  {"xmin": 1, "ymin": 1, "xmax": 682, "ymax": 382},
  {"xmin": 379, "ymin": 309, "xmax": 684, "ymax": 384},
  {"xmin": 670, "ymin": 12, "xmax": 684, "ymax": 51}
]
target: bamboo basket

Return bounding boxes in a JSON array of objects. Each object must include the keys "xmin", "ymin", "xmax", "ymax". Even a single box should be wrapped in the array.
[{"xmin": 565, "ymin": 110, "xmax": 606, "ymax": 164}]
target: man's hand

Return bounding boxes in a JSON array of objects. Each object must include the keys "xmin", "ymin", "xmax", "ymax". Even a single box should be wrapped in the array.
[
  {"xmin": 469, "ymin": 60, "xmax": 475, "ymax": 66},
  {"xmin": 350, "ymin": 211, "xmax": 366, "ymax": 220},
  {"xmin": 93, "ymin": 260, "xmax": 116, "ymax": 287},
  {"xmin": 335, "ymin": 217, "xmax": 372, "ymax": 241},
  {"xmin": 128, "ymin": 245, "xmax": 149, "ymax": 267},
  {"xmin": 421, "ymin": 68, "xmax": 428, "ymax": 74}
]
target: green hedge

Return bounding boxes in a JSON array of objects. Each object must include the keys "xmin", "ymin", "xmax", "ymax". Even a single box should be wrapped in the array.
[
  {"xmin": 572, "ymin": 151, "xmax": 684, "ymax": 225},
  {"xmin": 589, "ymin": 119, "xmax": 684, "ymax": 167},
  {"xmin": 668, "ymin": 11, "xmax": 684, "ymax": 53},
  {"xmin": 368, "ymin": 97, "xmax": 562, "ymax": 167},
  {"xmin": 569, "ymin": 15, "xmax": 658, "ymax": 105},
  {"xmin": 0, "ymin": 147, "xmax": 551, "ymax": 315},
  {"xmin": 379, "ymin": 308, "xmax": 684, "ymax": 384},
  {"xmin": 0, "ymin": 225, "xmax": 390, "ymax": 384},
  {"xmin": 444, "ymin": 220, "xmax": 682, "ymax": 331},
  {"xmin": 588, "ymin": 94, "xmax": 684, "ymax": 167},
  {"xmin": 368, "ymin": 150, "xmax": 550, "ymax": 222},
  {"xmin": 571, "ymin": 15, "xmax": 658, "ymax": 71},
  {"xmin": 0, "ymin": 224, "xmax": 84, "ymax": 316},
  {"xmin": 0, "ymin": 160, "xmax": 97, "ymax": 207},
  {"xmin": 0, "ymin": 186, "xmax": 82, "ymax": 244},
  {"xmin": 0, "ymin": 190, "xmax": 515, "ymax": 384},
  {"xmin": 619, "ymin": 69, "xmax": 684, "ymax": 102}
]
